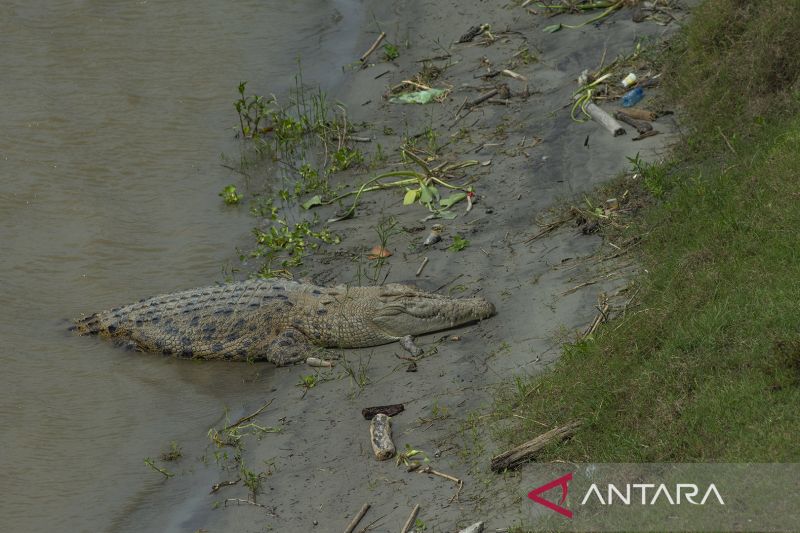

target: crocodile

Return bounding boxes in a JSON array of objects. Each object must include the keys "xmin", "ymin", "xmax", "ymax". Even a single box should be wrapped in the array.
[{"xmin": 73, "ymin": 279, "xmax": 495, "ymax": 365}]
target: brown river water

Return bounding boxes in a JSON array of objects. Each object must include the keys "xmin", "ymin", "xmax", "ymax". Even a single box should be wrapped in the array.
[{"xmin": 0, "ymin": 1, "xmax": 365, "ymax": 531}]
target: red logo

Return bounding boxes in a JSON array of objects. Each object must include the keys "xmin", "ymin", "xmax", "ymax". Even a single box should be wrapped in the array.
[{"xmin": 528, "ymin": 472, "xmax": 573, "ymax": 518}]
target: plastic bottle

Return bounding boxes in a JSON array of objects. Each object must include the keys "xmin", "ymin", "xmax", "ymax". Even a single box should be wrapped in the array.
[{"xmin": 621, "ymin": 87, "xmax": 644, "ymax": 107}]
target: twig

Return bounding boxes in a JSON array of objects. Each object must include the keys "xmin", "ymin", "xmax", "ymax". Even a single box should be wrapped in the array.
[
  {"xmin": 415, "ymin": 256, "xmax": 429, "ymax": 277},
  {"xmin": 417, "ymin": 465, "xmax": 461, "ymax": 484},
  {"xmin": 582, "ymin": 297, "xmax": 610, "ymax": 339},
  {"xmin": 344, "ymin": 502, "xmax": 371, "ymax": 533},
  {"xmin": 210, "ymin": 478, "xmax": 241, "ymax": 493},
  {"xmin": 400, "ymin": 504, "xmax": 420, "ymax": 533},
  {"xmin": 560, "ymin": 280, "xmax": 598, "ymax": 297},
  {"xmin": 717, "ymin": 126, "xmax": 737, "ymax": 155},
  {"xmin": 434, "ymin": 273, "xmax": 464, "ymax": 293},
  {"xmin": 357, "ymin": 513, "xmax": 389, "ymax": 533},
  {"xmin": 450, "ymin": 479, "xmax": 464, "ymax": 504},
  {"xmin": 359, "ymin": 32, "xmax": 386, "ymax": 62},
  {"xmin": 518, "ymin": 215, "xmax": 574, "ymax": 244},
  {"xmin": 223, "ymin": 498, "xmax": 275, "ymax": 514},
  {"xmin": 223, "ymin": 398, "xmax": 274, "ymax": 432},
  {"xmin": 466, "ymin": 89, "xmax": 499, "ymax": 109}
]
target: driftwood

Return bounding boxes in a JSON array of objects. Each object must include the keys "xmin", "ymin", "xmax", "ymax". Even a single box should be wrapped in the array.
[
  {"xmin": 369, "ymin": 414, "xmax": 396, "ymax": 460},
  {"xmin": 616, "ymin": 107, "xmax": 657, "ymax": 122},
  {"xmin": 614, "ymin": 111, "xmax": 652, "ymax": 134},
  {"xmin": 343, "ymin": 502, "xmax": 370, "ymax": 533},
  {"xmin": 585, "ymin": 102, "xmax": 626, "ymax": 137},
  {"xmin": 361, "ymin": 403, "xmax": 405, "ymax": 420},
  {"xmin": 490, "ymin": 420, "xmax": 582, "ymax": 472},
  {"xmin": 400, "ymin": 504, "xmax": 421, "ymax": 533},
  {"xmin": 458, "ymin": 522, "xmax": 485, "ymax": 533}
]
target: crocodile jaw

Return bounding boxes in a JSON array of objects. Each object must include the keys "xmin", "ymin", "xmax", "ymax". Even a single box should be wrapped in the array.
[{"xmin": 370, "ymin": 287, "xmax": 495, "ymax": 339}]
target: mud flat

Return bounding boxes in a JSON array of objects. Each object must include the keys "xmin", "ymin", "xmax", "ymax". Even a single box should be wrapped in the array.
[{"xmin": 117, "ymin": 1, "xmax": 688, "ymax": 531}]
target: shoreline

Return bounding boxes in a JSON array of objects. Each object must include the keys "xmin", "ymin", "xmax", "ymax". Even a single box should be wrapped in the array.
[{"xmin": 125, "ymin": 1, "xmax": 687, "ymax": 531}]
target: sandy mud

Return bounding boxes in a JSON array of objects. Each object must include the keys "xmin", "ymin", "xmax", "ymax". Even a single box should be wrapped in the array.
[{"xmin": 105, "ymin": 1, "xmax": 686, "ymax": 532}]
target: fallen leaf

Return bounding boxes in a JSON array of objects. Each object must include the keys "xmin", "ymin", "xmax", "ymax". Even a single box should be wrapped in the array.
[
  {"xmin": 368, "ymin": 245, "xmax": 393, "ymax": 260},
  {"xmin": 301, "ymin": 195, "xmax": 322, "ymax": 210}
]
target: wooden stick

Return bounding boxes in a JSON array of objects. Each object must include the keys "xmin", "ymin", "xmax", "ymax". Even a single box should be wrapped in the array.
[
  {"xmin": 344, "ymin": 502, "xmax": 371, "ymax": 533},
  {"xmin": 415, "ymin": 256, "xmax": 429, "ymax": 277},
  {"xmin": 585, "ymin": 102, "xmax": 625, "ymax": 137},
  {"xmin": 583, "ymin": 300, "xmax": 610, "ymax": 338},
  {"xmin": 490, "ymin": 420, "xmax": 583, "ymax": 471},
  {"xmin": 418, "ymin": 465, "xmax": 461, "ymax": 484},
  {"xmin": 400, "ymin": 504, "xmax": 420, "ymax": 533},
  {"xmin": 466, "ymin": 89, "xmax": 499, "ymax": 109},
  {"xmin": 360, "ymin": 32, "xmax": 386, "ymax": 62}
]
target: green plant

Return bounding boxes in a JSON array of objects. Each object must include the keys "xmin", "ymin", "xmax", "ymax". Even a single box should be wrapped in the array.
[
  {"xmin": 448, "ymin": 235, "xmax": 469, "ymax": 252},
  {"xmin": 234, "ymin": 81, "xmax": 274, "ymax": 138},
  {"xmin": 250, "ymin": 218, "xmax": 340, "ymax": 269},
  {"xmin": 341, "ymin": 354, "xmax": 371, "ymax": 398},
  {"xmin": 297, "ymin": 374, "xmax": 318, "ymax": 397},
  {"xmin": 367, "ymin": 217, "xmax": 401, "ymax": 283},
  {"xmin": 329, "ymin": 146, "xmax": 363, "ymax": 173},
  {"xmin": 239, "ymin": 460, "xmax": 267, "ymax": 500},
  {"xmin": 220, "ymin": 185, "xmax": 243, "ymax": 205},
  {"xmin": 383, "ymin": 42, "xmax": 400, "ymax": 61},
  {"xmin": 396, "ymin": 444, "xmax": 430, "ymax": 468},
  {"xmin": 160, "ymin": 441, "xmax": 182, "ymax": 462},
  {"xmin": 318, "ymin": 149, "xmax": 475, "ymax": 222}
]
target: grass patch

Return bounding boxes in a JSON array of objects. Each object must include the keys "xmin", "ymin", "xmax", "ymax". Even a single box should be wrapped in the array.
[{"xmin": 493, "ymin": 0, "xmax": 800, "ymax": 463}]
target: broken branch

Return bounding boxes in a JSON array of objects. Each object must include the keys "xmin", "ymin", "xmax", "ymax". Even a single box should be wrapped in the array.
[
  {"xmin": 359, "ymin": 32, "xmax": 386, "ymax": 63},
  {"xmin": 490, "ymin": 420, "xmax": 583, "ymax": 471},
  {"xmin": 343, "ymin": 502, "xmax": 371, "ymax": 533}
]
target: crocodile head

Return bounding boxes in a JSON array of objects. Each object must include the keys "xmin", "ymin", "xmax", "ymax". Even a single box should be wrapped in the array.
[{"xmin": 369, "ymin": 284, "xmax": 495, "ymax": 339}]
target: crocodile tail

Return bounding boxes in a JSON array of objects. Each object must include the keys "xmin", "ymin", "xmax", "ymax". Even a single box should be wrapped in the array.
[{"xmin": 72, "ymin": 313, "xmax": 105, "ymax": 335}]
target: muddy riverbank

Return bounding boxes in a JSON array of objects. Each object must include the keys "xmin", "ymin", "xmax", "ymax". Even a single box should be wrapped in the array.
[
  {"xmin": 1, "ymin": 0, "xmax": 687, "ymax": 531},
  {"xmin": 141, "ymin": 1, "xmax": 685, "ymax": 532}
]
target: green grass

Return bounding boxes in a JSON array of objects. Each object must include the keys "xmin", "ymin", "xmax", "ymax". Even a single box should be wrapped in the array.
[{"xmin": 493, "ymin": 0, "xmax": 800, "ymax": 463}]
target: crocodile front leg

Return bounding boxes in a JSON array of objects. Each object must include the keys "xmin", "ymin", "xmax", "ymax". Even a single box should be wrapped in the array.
[{"xmin": 261, "ymin": 328, "xmax": 318, "ymax": 366}]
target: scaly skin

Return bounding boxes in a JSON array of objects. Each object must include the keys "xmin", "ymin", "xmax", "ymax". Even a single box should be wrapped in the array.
[{"xmin": 73, "ymin": 279, "xmax": 495, "ymax": 365}]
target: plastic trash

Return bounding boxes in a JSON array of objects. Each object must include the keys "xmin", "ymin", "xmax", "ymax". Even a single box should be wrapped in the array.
[
  {"xmin": 621, "ymin": 73, "xmax": 637, "ymax": 88},
  {"xmin": 389, "ymin": 88, "xmax": 446, "ymax": 104},
  {"xmin": 621, "ymin": 87, "xmax": 644, "ymax": 107}
]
